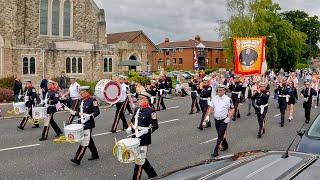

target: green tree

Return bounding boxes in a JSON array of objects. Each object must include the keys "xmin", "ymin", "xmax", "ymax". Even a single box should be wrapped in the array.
[{"xmin": 281, "ymin": 10, "xmax": 320, "ymax": 60}]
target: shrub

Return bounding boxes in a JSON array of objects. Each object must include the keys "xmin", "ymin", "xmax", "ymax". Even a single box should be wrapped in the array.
[
  {"xmin": 0, "ymin": 88, "xmax": 14, "ymax": 103},
  {"xmin": 0, "ymin": 76, "xmax": 15, "ymax": 89},
  {"xmin": 77, "ymin": 80, "xmax": 98, "ymax": 95},
  {"xmin": 127, "ymin": 71, "xmax": 140, "ymax": 78},
  {"xmin": 296, "ymin": 63, "xmax": 310, "ymax": 70},
  {"xmin": 52, "ymin": 77, "xmax": 71, "ymax": 87},
  {"xmin": 129, "ymin": 76, "xmax": 151, "ymax": 86}
]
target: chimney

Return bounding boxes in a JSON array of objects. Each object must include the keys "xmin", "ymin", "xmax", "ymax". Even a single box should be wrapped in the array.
[
  {"xmin": 165, "ymin": 38, "xmax": 170, "ymax": 43},
  {"xmin": 195, "ymin": 35, "xmax": 201, "ymax": 42}
]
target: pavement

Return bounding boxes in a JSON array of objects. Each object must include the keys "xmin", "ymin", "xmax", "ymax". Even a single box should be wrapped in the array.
[{"xmin": 0, "ymin": 94, "xmax": 319, "ymax": 179}]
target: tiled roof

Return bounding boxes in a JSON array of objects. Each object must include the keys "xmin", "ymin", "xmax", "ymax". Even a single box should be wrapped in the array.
[
  {"xmin": 157, "ymin": 39, "xmax": 223, "ymax": 49},
  {"xmin": 107, "ymin": 31, "xmax": 143, "ymax": 44}
]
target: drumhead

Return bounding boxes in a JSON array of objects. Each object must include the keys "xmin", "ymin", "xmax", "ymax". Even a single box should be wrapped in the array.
[
  {"xmin": 95, "ymin": 79, "xmax": 122, "ymax": 104},
  {"xmin": 65, "ymin": 124, "xmax": 84, "ymax": 131},
  {"xmin": 118, "ymin": 138, "xmax": 140, "ymax": 147}
]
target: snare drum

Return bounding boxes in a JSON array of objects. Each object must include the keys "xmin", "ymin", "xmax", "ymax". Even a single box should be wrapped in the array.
[
  {"xmin": 33, "ymin": 107, "xmax": 47, "ymax": 120},
  {"xmin": 114, "ymin": 138, "xmax": 140, "ymax": 163},
  {"xmin": 13, "ymin": 102, "xmax": 27, "ymax": 114},
  {"xmin": 64, "ymin": 124, "xmax": 84, "ymax": 142}
]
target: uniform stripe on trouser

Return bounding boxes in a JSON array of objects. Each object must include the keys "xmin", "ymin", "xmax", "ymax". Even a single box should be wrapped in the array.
[
  {"xmin": 112, "ymin": 99, "xmax": 128, "ymax": 131},
  {"xmin": 76, "ymin": 146, "xmax": 86, "ymax": 160}
]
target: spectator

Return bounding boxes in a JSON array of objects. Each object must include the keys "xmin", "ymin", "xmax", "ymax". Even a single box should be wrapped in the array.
[
  {"xmin": 13, "ymin": 75, "xmax": 23, "ymax": 102},
  {"xmin": 58, "ymin": 71, "xmax": 67, "ymax": 90},
  {"xmin": 40, "ymin": 75, "xmax": 49, "ymax": 100}
]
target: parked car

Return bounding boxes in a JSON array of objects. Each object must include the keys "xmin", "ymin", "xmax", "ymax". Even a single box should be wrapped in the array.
[
  {"xmin": 139, "ymin": 71, "xmax": 152, "ymax": 77},
  {"xmin": 181, "ymin": 72, "xmax": 191, "ymax": 79},
  {"xmin": 156, "ymin": 150, "xmax": 320, "ymax": 180},
  {"xmin": 296, "ymin": 113, "xmax": 320, "ymax": 154}
]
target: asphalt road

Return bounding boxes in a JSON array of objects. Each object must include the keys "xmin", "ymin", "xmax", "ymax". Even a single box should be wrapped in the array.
[{"xmin": 0, "ymin": 95, "xmax": 319, "ymax": 180}]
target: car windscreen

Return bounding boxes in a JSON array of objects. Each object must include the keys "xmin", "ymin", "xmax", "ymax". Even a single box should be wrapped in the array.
[{"xmin": 307, "ymin": 114, "xmax": 320, "ymax": 139}]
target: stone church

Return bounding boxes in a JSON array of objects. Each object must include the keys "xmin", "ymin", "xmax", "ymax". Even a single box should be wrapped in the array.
[{"xmin": 0, "ymin": 0, "xmax": 150, "ymax": 85}]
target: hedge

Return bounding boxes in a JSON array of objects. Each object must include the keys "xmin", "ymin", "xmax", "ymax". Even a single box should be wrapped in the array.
[{"xmin": 0, "ymin": 76, "xmax": 15, "ymax": 89}]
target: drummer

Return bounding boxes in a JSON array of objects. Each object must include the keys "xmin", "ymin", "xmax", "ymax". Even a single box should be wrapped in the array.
[
  {"xmin": 126, "ymin": 91, "xmax": 158, "ymax": 180},
  {"xmin": 39, "ymin": 80, "xmax": 63, "ymax": 141},
  {"xmin": 71, "ymin": 86, "xmax": 100, "ymax": 165},
  {"xmin": 63, "ymin": 76, "xmax": 81, "ymax": 124},
  {"xmin": 17, "ymin": 80, "xmax": 39, "ymax": 130}
]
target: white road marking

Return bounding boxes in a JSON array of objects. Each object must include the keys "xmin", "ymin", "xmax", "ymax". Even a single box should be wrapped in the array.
[
  {"xmin": 0, "ymin": 144, "xmax": 40, "ymax": 152},
  {"xmin": 93, "ymin": 119, "xmax": 180, "ymax": 137},
  {"xmin": 166, "ymin": 106, "xmax": 180, "ymax": 110},
  {"xmin": 159, "ymin": 119, "xmax": 180, "ymax": 124},
  {"xmin": 274, "ymin": 113, "xmax": 281, "ymax": 117},
  {"xmin": 200, "ymin": 138, "xmax": 218, "ymax": 145}
]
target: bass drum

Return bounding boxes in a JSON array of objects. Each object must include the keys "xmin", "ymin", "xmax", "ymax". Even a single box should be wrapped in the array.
[{"xmin": 95, "ymin": 79, "xmax": 122, "ymax": 104}]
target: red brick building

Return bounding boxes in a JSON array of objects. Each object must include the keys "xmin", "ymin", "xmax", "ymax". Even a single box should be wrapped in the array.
[{"xmin": 152, "ymin": 35, "xmax": 231, "ymax": 71}]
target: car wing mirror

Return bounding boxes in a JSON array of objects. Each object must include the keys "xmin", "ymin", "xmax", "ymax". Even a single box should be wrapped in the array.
[{"xmin": 297, "ymin": 130, "xmax": 305, "ymax": 137}]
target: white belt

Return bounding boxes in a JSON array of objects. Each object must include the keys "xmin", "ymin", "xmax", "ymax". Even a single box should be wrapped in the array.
[
  {"xmin": 258, "ymin": 104, "xmax": 268, "ymax": 114},
  {"xmin": 278, "ymin": 95, "xmax": 289, "ymax": 102},
  {"xmin": 71, "ymin": 97, "xmax": 80, "ymax": 100},
  {"xmin": 232, "ymin": 91, "xmax": 242, "ymax": 98},
  {"xmin": 214, "ymin": 116, "xmax": 227, "ymax": 121},
  {"xmin": 200, "ymin": 98, "xmax": 210, "ymax": 101},
  {"xmin": 190, "ymin": 91, "xmax": 197, "ymax": 93},
  {"xmin": 151, "ymin": 96, "xmax": 156, "ymax": 104}
]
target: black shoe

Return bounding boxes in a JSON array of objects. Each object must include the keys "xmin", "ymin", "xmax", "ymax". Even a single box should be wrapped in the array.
[
  {"xmin": 71, "ymin": 159, "xmax": 80, "ymax": 165},
  {"xmin": 39, "ymin": 137, "xmax": 47, "ymax": 141},
  {"xmin": 232, "ymin": 118, "xmax": 236, "ymax": 121},
  {"xmin": 257, "ymin": 134, "xmax": 262, "ymax": 138},
  {"xmin": 262, "ymin": 128, "xmax": 265, "ymax": 134},
  {"xmin": 109, "ymin": 130, "xmax": 116, "ymax": 133},
  {"xmin": 204, "ymin": 122, "xmax": 211, "ymax": 128},
  {"xmin": 220, "ymin": 146, "xmax": 228, "ymax": 151},
  {"xmin": 32, "ymin": 125, "xmax": 40, "ymax": 128},
  {"xmin": 17, "ymin": 126, "xmax": 24, "ymax": 130},
  {"xmin": 280, "ymin": 123, "xmax": 284, "ymax": 127},
  {"xmin": 247, "ymin": 113, "xmax": 251, "ymax": 116},
  {"xmin": 237, "ymin": 113, "xmax": 241, "ymax": 118},
  {"xmin": 197, "ymin": 126, "xmax": 203, "ymax": 131},
  {"xmin": 196, "ymin": 110, "xmax": 200, "ymax": 113},
  {"xmin": 288, "ymin": 118, "xmax": 291, "ymax": 122},
  {"xmin": 88, "ymin": 156, "xmax": 99, "ymax": 161},
  {"xmin": 55, "ymin": 134, "xmax": 62, "ymax": 138},
  {"xmin": 162, "ymin": 108, "xmax": 166, "ymax": 110},
  {"xmin": 189, "ymin": 112, "xmax": 194, "ymax": 115},
  {"xmin": 211, "ymin": 152, "xmax": 219, "ymax": 158},
  {"xmin": 305, "ymin": 120, "xmax": 310, "ymax": 124}
]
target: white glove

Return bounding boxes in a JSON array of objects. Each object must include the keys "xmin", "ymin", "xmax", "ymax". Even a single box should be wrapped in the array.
[
  {"xmin": 70, "ymin": 110, "xmax": 77, "ymax": 116},
  {"xmin": 81, "ymin": 115, "xmax": 91, "ymax": 124},
  {"xmin": 125, "ymin": 127, "xmax": 132, "ymax": 134},
  {"xmin": 24, "ymin": 96, "xmax": 29, "ymax": 102},
  {"xmin": 224, "ymin": 117, "xmax": 231, "ymax": 124},
  {"xmin": 135, "ymin": 129, "xmax": 149, "ymax": 138},
  {"xmin": 131, "ymin": 104, "xmax": 136, "ymax": 109},
  {"xmin": 18, "ymin": 95, "xmax": 22, "ymax": 99}
]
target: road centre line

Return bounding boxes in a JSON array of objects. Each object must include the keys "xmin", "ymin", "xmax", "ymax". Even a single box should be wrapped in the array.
[
  {"xmin": 166, "ymin": 106, "xmax": 180, "ymax": 110},
  {"xmin": 0, "ymin": 144, "xmax": 40, "ymax": 152},
  {"xmin": 274, "ymin": 113, "xmax": 281, "ymax": 117},
  {"xmin": 200, "ymin": 138, "xmax": 218, "ymax": 145}
]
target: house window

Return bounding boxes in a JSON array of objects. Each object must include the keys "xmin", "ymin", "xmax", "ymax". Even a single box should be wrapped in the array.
[
  {"xmin": 52, "ymin": 0, "xmax": 60, "ymax": 36},
  {"xmin": 66, "ymin": 57, "xmax": 83, "ymax": 74},
  {"xmin": 22, "ymin": 57, "xmax": 36, "ymax": 75},
  {"xmin": 63, "ymin": 0, "xmax": 71, "ymax": 37},
  {"xmin": 104, "ymin": 58, "xmax": 113, "ymax": 72},
  {"xmin": 166, "ymin": 50, "xmax": 170, "ymax": 55},
  {"xmin": 157, "ymin": 65, "xmax": 161, "ymax": 70},
  {"xmin": 216, "ymin": 58, "xmax": 219, "ymax": 64},
  {"xmin": 178, "ymin": 48, "xmax": 183, "ymax": 52},
  {"xmin": 166, "ymin": 59, "xmax": 170, "ymax": 66},
  {"xmin": 173, "ymin": 58, "xmax": 177, "ymax": 64},
  {"xmin": 40, "ymin": 0, "xmax": 48, "ymax": 35},
  {"xmin": 179, "ymin": 58, "xmax": 183, "ymax": 64}
]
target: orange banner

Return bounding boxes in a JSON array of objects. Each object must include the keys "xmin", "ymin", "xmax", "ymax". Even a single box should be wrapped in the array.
[{"xmin": 233, "ymin": 37, "xmax": 266, "ymax": 76}]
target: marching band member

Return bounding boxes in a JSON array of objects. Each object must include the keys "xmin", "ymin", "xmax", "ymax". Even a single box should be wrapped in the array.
[
  {"xmin": 252, "ymin": 82, "xmax": 269, "ymax": 138},
  {"xmin": 63, "ymin": 77, "xmax": 81, "ymax": 124},
  {"xmin": 287, "ymin": 81, "xmax": 298, "ymax": 122},
  {"xmin": 197, "ymin": 76, "xmax": 212, "ymax": 130},
  {"xmin": 71, "ymin": 86, "xmax": 100, "ymax": 165},
  {"xmin": 274, "ymin": 80, "xmax": 289, "ymax": 127},
  {"xmin": 188, "ymin": 78, "xmax": 200, "ymax": 114},
  {"xmin": 229, "ymin": 76, "xmax": 242, "ymax": 121},
  {"xmin": 300, "ymin": 81, "xmax": 317, "ymax": 124},
  {"xmin": 110, "ymin": 76, "xmax": 132, "ymax": 133},
  {"xmin": 126, "ymin": 91, "xmax": 158, "ymax": 180},
  {"xmin": 205, "ymin": 84, "xmax": 234, "ymax": 157},
  {"xmin": 39, "ymin": 80, "xmax": 63, "ymax": 141},
  {"xmin": 125, "ymin": 79, "xmax": 134, "ymax": 115},
  {"xmin": 146, "ymin": 80, "xmax": 157, "ymax": 110},
  {"xmin": 156, "ymin": 78, "xmax": 166, "ymax": 111},
  {"xmin": 17, "ymin": 81, "xmax": 39, "ymax": 130}
]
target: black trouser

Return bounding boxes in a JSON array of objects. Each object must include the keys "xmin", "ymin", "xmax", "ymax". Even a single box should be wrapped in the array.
[
  {"xmin": 111, "ymin": 100, "xmax": 129, "ymax": 131},
  {"xmin": 303, "ymin": 102, "xmax": 312, "ymax": 121},
  {"xmin": 126, "ymin": 100, "xmax": 133, "ymax": 114},
  {"xmin": 67, "ymin": 99, "xmax": 81, "ymax": 124},
  {"xmin": 132, "ymin": 159, "xmax": 157, "ymax": 180},
  {"xmin": 74, "ymin": 129, "xmax": 99, "ymax": 162},
  {"xmin": 213, "ymin": 119, "xmax": 228, "ymax": 154},
  {"xmin": 41, "ymin": 114, "xmax": 63, "ymax": 139},
  {"xmin": 278, "ymin": 99, "xmax": 287, "ymax": 125},
  {"xmin": 156, "ymin": 95, "xmax": 166, "ymax": 111},
  {"xmin": 199, "ymin": 99, "xmax": 209, "ymax": 127},
  {"xmin": 256, "ymin": 107, "xmax": 268, "ymax": 134},
  {"xmin": 317, "ymin": 89, "xmax": 320, "ymax": 106},
  {"xmin": 190, "ymin": 94, "xmax": 200, "ymax": 113},
  {"xmin": 42, "ymin": 90, "xmax": 47, "ymax": 100},
  {"xmin": 20, "ymin": 107, "xmax": 39, "ymax": 128},
  {"xmin": 232, "ymin": 97, "xmax": 240, "ymax": 119}
]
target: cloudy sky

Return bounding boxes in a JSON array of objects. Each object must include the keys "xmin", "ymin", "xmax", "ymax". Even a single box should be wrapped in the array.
[{"xmin": 94, "ymin": 0, "xmax": 319, "ymax": 44}]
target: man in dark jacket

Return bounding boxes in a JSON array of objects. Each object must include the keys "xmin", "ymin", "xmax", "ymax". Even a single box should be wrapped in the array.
[
  {"xmin": 58, "ymin": 71, "xmax": 67, "ymax": 90},
  {"xmin": 13, "ymin": 75, "xmax": 23, "ymax": 102},
  {"xmin": 40, "ymin": 76, "xmax": 49, "ymax": 100}
]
